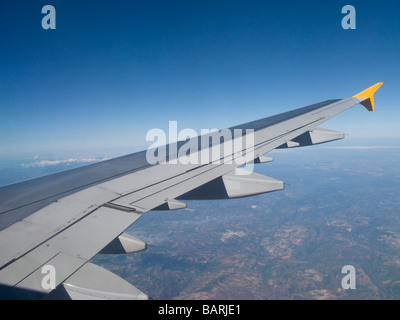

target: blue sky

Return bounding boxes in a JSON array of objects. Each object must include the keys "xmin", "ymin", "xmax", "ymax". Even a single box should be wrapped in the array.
[{"xmin": 0, "ymin": 0, "xmax": 399, "ymax": 159}]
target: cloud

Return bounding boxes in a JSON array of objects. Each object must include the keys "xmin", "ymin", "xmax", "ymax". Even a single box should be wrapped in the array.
[
  {"xmin": 324, "ymin": 146, "xmax": 400, "ymax": 150},
  {"xmin": 21, "ymin": 157, "xmax": 110, "ymax": 168}
]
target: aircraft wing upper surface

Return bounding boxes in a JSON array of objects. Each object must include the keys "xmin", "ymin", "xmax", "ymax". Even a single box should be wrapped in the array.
[{"xmin": 0, "ymin": 83, "xmax": 383, "ymax": 299}]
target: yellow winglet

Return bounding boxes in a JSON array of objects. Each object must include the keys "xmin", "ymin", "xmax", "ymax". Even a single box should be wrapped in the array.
[{"xmin": 353, "ymin": 82, "xmax": 383, "ymax": 111}]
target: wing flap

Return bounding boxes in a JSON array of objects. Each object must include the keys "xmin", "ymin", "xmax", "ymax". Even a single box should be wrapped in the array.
[
  {"xmin": 60, "ymin": 262, "xmax": 148, "ymax": 300},
  {"xmin": 0, "ymin": 186, "xmax": 118, "ymax": 268},
  {"xmin": 0, "ymin": 206, "xmax": 141, "ymax": 298},
  {"xmin": 15, "ymin": 252, "xmax": 86, "ymax": 299}
]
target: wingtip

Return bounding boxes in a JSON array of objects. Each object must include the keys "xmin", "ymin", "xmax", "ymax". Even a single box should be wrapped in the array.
[{"xmin": 353, "ymin": 82, "xmax": 383, "ymax": 111}]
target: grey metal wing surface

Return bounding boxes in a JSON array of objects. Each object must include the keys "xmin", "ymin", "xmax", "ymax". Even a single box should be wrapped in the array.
[{"xmin": 0, "ymin": 83, "xmax": 383, "ymax": 299}]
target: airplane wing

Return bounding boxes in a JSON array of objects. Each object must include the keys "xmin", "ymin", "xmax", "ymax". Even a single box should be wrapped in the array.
[{"xmin": 0, "ymin": 83, "xmax": 383, "ymax": 299}]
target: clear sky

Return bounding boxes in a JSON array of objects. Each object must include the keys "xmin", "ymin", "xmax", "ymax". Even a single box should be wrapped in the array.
[{"xmin": 0, "ymin": 0, "xmax": 399, "ymax": 159}]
